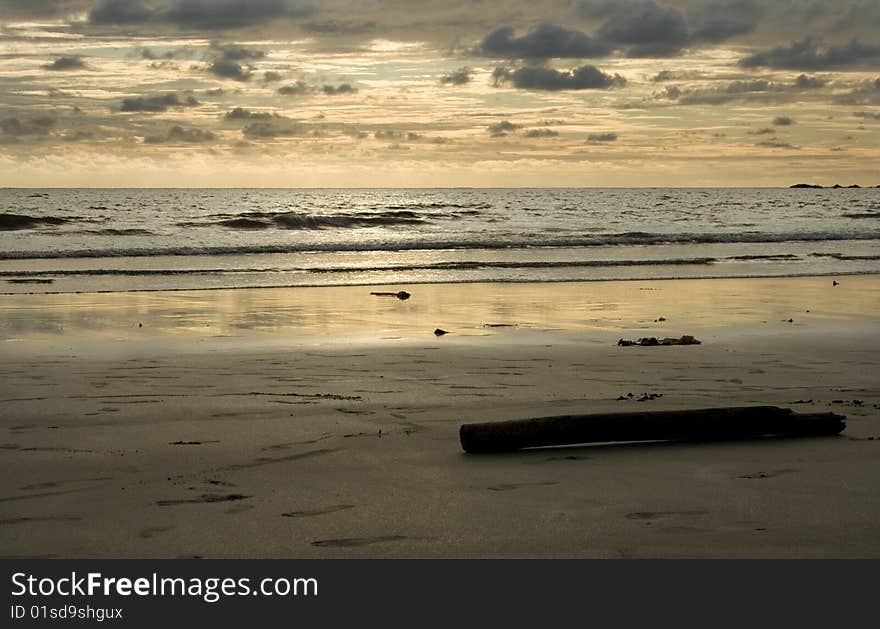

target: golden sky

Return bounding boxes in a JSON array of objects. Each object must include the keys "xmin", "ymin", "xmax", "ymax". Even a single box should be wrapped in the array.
[{"xmin": 0, "ymin": 0, "xmax": 878, "ymax": 187}]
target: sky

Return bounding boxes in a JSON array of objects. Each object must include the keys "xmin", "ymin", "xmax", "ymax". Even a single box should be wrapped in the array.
[{"xmin": 0, "ymin": 0, "xmax": 878, "ymax": 187}]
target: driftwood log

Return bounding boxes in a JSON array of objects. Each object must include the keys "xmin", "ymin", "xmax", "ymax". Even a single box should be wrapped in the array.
[
  {"xmin": 370, "ymin": 291, "xmax": 411, "ymax": 300},
  {"xmin": 459, "ymin": 406, "xmax": 846, "ymax": 453}
]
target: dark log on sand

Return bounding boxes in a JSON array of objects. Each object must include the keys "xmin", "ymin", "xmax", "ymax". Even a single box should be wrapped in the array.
[
  {"xmin": 370, "ymin": 291, "xmax": 411, "ymax": 300},
  {"xmin": 460, "ymin": 406, "xmax": 845, "ymax": 453}
]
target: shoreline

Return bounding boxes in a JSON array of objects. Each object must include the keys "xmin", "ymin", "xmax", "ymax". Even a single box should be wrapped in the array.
[
  {"xmin": 1, "ymin": 275, "xmax": 878, "ymax": 558},
  {"xmin": 2, "ymin": 269, "xmax": 878, "ymax": 297}
]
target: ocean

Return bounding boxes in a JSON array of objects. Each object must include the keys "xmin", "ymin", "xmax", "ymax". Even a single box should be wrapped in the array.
[{"xmin": 1, "ymin": 188, "xmax": 878, "ymax": 294}]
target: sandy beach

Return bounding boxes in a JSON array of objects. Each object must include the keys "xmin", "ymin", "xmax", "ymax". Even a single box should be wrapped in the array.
[{"xmin": 1, "ymin": 276, "xmax": 878, "ymax": 558}]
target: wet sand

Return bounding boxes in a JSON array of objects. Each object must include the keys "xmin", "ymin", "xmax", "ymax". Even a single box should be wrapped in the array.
[{"xmin": 0, "ymin": 276, "xmax": 878, "ymax": 558}]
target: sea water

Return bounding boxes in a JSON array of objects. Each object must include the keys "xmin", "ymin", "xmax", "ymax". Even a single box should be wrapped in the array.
[{"xmin": 1, "ymin": 188, "xmax": 878, "ymax": 294}]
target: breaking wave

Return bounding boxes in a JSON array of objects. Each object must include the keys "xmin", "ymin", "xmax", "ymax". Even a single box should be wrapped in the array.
[
  {"xmin": 179, "ymin": 211, "xmax": 428, "ymax": 230},
  {"xmin": 0, "ymin": 212, "xmax": 69, "ymax": 231}
]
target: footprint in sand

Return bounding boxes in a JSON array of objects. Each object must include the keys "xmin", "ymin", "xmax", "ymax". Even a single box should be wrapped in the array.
[
  {"xmin": 139, "ymin": 526, "xmax": 173, "ymax": 539},
  {"xmin": 156, "ymin": 493, "xmax": 251, "ymax": 507},
  {"xmin": 487, "ymin": 481, "xmax": 560, "ymax": 492},
  {"xmin": 282, "ymin": 505, "xmax": 355, "ymax": 518},
  {"xmin": 625, "ymin": 510, "xmax": 708, "ymax": 521},
  {"xmin": 19, "ymin": 476, "xmax": 111, "ymax": 491},
  {"xmin": 541, "ymin": 455, "xmax": 590, "ymax": 463},
  {"xmin": 311, "ymin": 535, "xmax": 408, "ymax": 548},
  {"xmin": 737, "ymin": 468, "xmax": 799, "ymax": 480},
  {"xmin": 0, "ymin": 515, "xmax": 82, "ymax": 526}
]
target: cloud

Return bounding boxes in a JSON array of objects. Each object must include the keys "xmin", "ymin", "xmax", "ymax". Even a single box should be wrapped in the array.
[
  {"xmin": 300, "ymin": 19, "xmax": 376, "ymax": 35},
  {"xmin": 794, "ymin": 73, "xmax": 827, "ymax": 88},
  {"xmin": 575, "ymin": 0, "xmax": 650, "ymax": 19},
  {"xmin": 488, "ymin": 120, "xmax": 519, "ymax": 136},
  {"xmin": 374, "ymin": 130, "xmax": 423, "ymax": 141},
  {"xmin": 587, "ymin": 132, "xmax": 618, "ymax": 142},
  {"xmin": 242, "ymin": 121, "xmax": 302, "ymax": 139},
  {"xmin": 43, "ymin": 56, "xmax": 87, "ymax": 71},
  {"xmin": 741, "ymin": 37, "xmax": 880, "ymax": 69},
  {"xmin": 1, "ymin": 116, "xmax": 56, "ymax": 137},
  {"xmin": 209, "ymin": 58, "xmax": 252, "ymax": 80},
  {"xmin": 88, "ymin": 0, "xmax": 153, "ymax": 24},
  {"xmin": 756, "ymin": 139, "xmax": 799, "ymax": 149},
  {"xmin": 687, "ymin": 0, "xmax": 762, "ymax": 43},
  {"xmin": 224, "ymin": 107, "xmax": 280, "ymax": 120},
  {"xmin": 493, "ymin": 65, "xmax": 625, "ymax": 91},
  {"xmin": 322, "ymin": 84, "xmax": 357, "ymax": 95},
  {"xmin": 211, "ymin": 43, "xmax": 266, "ymax": 61},
  {"xmin": 773, "ymin": 116, "xmax": 796, "ymax": 125},
  {"xmin": 278, "ymin": 81, "xmax": 309, "ymax": 95},
  {"xmin": 836, "ymin": 78, "xmax": 880, "ymax": 104},
  {"xmin": 0, "ymin": 1, "xmax": 73, "ymax": 18},
  {"xmin": 596, "ymin": 1, "xmax": 689, "ymax": 56},
  {"xmin": 524, "ymin": 128, "xmax": 559, "ymax": 138},
  {"xmin": 854, "ymin": 110, "xmax": 880, "ymax": 120},
  {"xmin": 165, "ymin": 0, "xmax": 314, "ymax": 29},
  {"xmin": 671, "ymin": 79, "xmax": 781, "ymax": 105},
  {"xmin": 263, "ymin": 71, "xmax": 283, "ymax": 82},
  {"xmin": 120, "ymin": 93, "xmax": 199, "ymax": 112},
  {"xmin": 205, "ymin": 43, "xmax": 266, "ymax": 80},
  {"xmin": 88, "ymin": 0, "xmax": 315, "ymax": 29},
  {"xmin": 145, "ymin": 125, "xmax": 216, "ymax": 143},
  {"xmin": 439, "ymin": 67, "xmax": 472, "ymax": 86},
  {"xmin": 478, "ymin": 22, "xmax": 610, "ymax": 59},
  {"xmin": 651, "ymin": 70, "xmax": 677, "ymax": 82}
]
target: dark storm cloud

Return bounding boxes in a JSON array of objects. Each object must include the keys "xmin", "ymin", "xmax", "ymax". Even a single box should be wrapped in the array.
[
  {"xmin": 144, "ymin": 125, "xmax": 216, "ymax": 143},
  {"xmin": 88, "ymin": 0, "xmax": 153, "ymax": 24},
  {"xmin": 165, "ymin": 0, "xmax": 314, "ymax": 29},
  {"xmin": 587, "ymin": 132, "xmax": 618, "ymax": 142},
  {"xmin": 439, "ymin": 67, "xmax": 472, "ymax": 86},
  {"xmin": 574, "ymin": 0, "xmax": 649, "ymax": 19},
  {"xmin": 830, "ymin": 0, "xmax": 880, "ymax": 30},
  {"xmin": 120, "ymin": 93, "xmax": 199, "ymax": 112},
  {"xmin": 205, "ymin": 44, "xmax": 265, "ymax": 80},
  {"xmin": 43, "ymin": 56, "xmax": 86, "ymax": 71},
  {"xmin": 687, "ymin": 0, "xmax": 762, "ymax": 42},
  {"xmin": 493, "ymin": 65, "xmax": 625, "ymax": 91},
  {"xmin": 0, "ymin": 0, "xmax": 72, "ymax": 18},
  {"xmin": 741, "ymin": 37, "xmax": 880, "ymax": 69},
  {"xmin": 208, "ymin": 58, "xmax": 252, "ymax": 80},
  {"xmin": 87, "ymin": 0, "xmax": 315, "ymax": 29},
  {"xmin": 478, "ymin": 22, "xmax": 611, "ymax": 59},
  {"xmin": 595, "ymin": 1, "xmax": 689, "ymax": 56}
]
